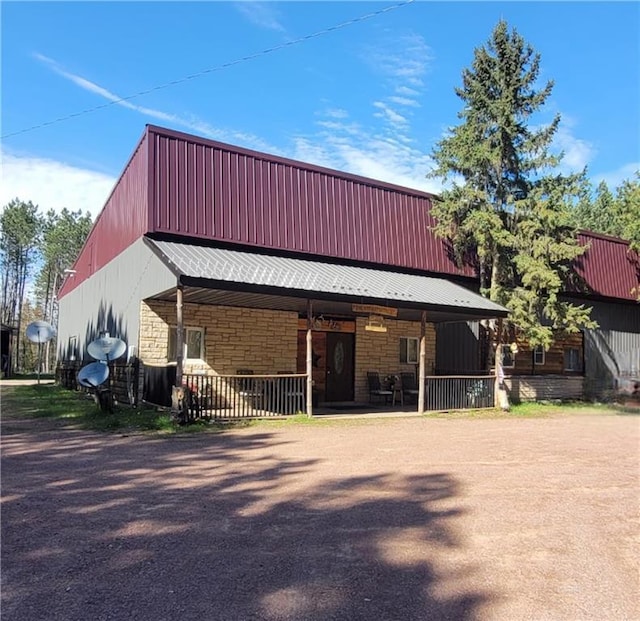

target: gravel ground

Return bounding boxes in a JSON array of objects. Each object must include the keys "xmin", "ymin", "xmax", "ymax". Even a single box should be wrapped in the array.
[{"xmin": 1, "ymin": 397, "xmax": 638, "ymax": 621}]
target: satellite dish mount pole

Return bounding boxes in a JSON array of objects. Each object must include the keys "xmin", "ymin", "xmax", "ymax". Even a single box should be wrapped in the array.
[{"xmin": 37, "ymin": 331, "xmax": 42, "ymax": 386}]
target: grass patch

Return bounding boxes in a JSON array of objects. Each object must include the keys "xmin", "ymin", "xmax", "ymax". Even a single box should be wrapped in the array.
[
  {"xmin": 3, "ymin": 385, "xmax": 635, "ymax": 435},
  {"xmin": 0, "ymin": 385, "xmax": 342, "ymax": 434},
  {"xmin": 1, "ymin": 384, "xmax": 176, "ymax": 433},
  {"xmin": 421, "ymin": 400, "xmax": 634, "ymax": 419}
]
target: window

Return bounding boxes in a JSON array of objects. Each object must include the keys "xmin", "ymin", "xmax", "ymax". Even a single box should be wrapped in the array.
[
  {"xmin": 533, "ymin": 345, "xmax": 545, "ymax": 366},
  {"xmin": 400, "ymin": 337, "xmax": 419, "ymax": 364},
  {"xmin": 564, "ymin": 347, "xmax": 581, "ymax": 372},
  {"xmin": 168, "ymin": 327, "xmax": 204, "ymax": 361},
  {"xmin": 68, "ymin": 336, "xmax": 78, "ymax": 361},
  {"xmin": 501, "ymin": 344, "xmax": 515, "ymax": 368}
]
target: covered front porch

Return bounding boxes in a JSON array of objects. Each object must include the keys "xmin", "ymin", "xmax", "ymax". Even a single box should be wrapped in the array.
[{"xmin": 141, "ymin": 239, "xmax": 508, "ymax": 419}]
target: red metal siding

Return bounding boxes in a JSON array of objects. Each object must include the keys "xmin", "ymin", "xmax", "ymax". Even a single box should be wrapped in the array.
[
  {"xmin": 575, "ymin": 232, "xmax": 639, "ymax": 302},
  {"xmin": 58, "ymin": 131, "xmax": 149, "ymax": 298},
  {"xmin": 148, "ymin": 127, "xmax": 473, "ymax": 278}
]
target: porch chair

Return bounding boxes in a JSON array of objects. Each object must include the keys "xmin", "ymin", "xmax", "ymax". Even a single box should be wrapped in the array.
[
  {"xmin": 400, "ymin": 372, "xmax": 420, "ymax": 404},
  {"xmin": 236, "ymin": 369, "xmax": 263, "ymax": 406},
  {"xmin": 367, "ymin": 372, "xmax": 393, "ymax": 404}
]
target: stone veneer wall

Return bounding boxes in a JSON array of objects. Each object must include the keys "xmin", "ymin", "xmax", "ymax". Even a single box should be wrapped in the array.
[
  {"xmin": 139, "ymin": 301, "xmax": 299, "ymax": 375},
  {"xmin": 354, "ymin": 317, "xmax": 436, "ymax": 403}
]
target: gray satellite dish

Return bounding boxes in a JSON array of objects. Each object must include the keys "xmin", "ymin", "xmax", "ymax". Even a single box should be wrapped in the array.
[
  {"xmin": 26, "ymin": 321, "xmax": 56, "ymax": 344},
  {"xmin": 77, "ymin": 361, "xmax": 110, "ymax": 388},
  {"xmin": 87, "ymin": 336, "xmax": 127, "ymax": 362},
  {"xmin": 25, "ymin": 321, "xmax": 56, "ymax": 384}
]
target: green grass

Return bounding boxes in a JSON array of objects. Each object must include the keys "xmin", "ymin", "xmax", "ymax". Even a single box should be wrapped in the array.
[
  {"xmin": 1, "ymin": 384, "xmax": 176, "ymax": 432},
  {"xmin": 2, "ymin": 384, "xmax": 636, "ymax": 435}
]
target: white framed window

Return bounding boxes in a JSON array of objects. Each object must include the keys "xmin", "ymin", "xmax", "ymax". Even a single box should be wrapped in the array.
[
  {"xmin": 564, "ymin": 347, "xmax": 581, "ymax": 372},
  {"xmin": 400, "ymin": 337, "xmax": 419, "ymax": 364},
  {"xmin": 501, "ymin": 344, "xmax": 515, "ymax": 368},
  {"xmin": 533, "ymin": 345, "xmax": 545, "ymax": 366},
  {"xmin": 168, "ymin": 327, "xmax": 204, "ymax": 361},
  {"xmin": 68, "ymin": 336, "xmax": 78, "ymax": 361}
]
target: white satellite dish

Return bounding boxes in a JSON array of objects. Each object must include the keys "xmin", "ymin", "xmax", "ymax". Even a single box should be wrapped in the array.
[
  {"xmin": 77, "ymin": 361, "xmax": 110, "ymax": 388},
  {"xmin": 25, "ymin": 321, "xmax": 56, "ymax": 384},
  {"xmin": 26, "ymin": 321, "xmax": 56, "ymax": 344},
  {"xmin": 87, "ymin": 336, "xmax": 127, "ymax": 362}
]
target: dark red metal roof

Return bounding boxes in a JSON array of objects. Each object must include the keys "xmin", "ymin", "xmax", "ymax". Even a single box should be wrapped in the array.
[
  {"xmin": 147, "ymin": 125, "xmax": 473, "ymax": 279},
  {"xmin": 58, "ymin": 125, "xmax": 639, "ymax": 304},
  {"xmin": 573, "ymin": 232, "xmax": 639, "ymax": 302}
]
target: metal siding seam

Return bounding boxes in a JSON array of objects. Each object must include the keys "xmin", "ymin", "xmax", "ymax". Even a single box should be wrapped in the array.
[{"xmin": 257, "ymin": 160, "xmax": 265, "ymax": 246}]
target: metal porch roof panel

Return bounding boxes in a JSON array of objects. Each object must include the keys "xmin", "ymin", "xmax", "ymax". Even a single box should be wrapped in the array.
[{"xmin": 148, "ymin": 240, "xmax": 508, "ymax": 316}]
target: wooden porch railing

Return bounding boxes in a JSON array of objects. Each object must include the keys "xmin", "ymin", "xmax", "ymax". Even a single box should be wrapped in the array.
[{"xmin": 181, "ymin": 373, "xmax": 307, "ymax": 421}]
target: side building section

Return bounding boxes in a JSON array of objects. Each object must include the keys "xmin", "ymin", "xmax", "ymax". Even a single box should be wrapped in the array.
[{"xmin": 582, "ymin": 298, "xmax": 640, "ymax": 398}]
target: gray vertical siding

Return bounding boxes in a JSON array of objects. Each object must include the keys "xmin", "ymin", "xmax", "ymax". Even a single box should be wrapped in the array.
[
  {"xmin": 57, "ymin": 238, "xmax": 176, "ymax": 362},
  {"xmin": 435, "ymin": 321, "xmax": 483, "ymax": 374},
  {"xmin": 583, "ymin": 299, "xmax": 640, "ymax": 397}
]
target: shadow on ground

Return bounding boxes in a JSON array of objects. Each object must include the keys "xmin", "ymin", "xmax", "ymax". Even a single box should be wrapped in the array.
[{"xmin": 1, "ymin": 416, "xmax": 490, "ymax": 621}]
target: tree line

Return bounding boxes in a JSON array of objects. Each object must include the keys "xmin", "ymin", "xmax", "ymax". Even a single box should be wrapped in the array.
[{"xmin": 1, "ymin": 199, "xmax": 92, "ymax": 375}]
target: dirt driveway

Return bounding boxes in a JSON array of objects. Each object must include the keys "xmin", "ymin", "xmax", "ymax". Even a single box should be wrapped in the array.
[{"xmin": 2, "ymin": 405, "xmax": 638, "ymax": 621}]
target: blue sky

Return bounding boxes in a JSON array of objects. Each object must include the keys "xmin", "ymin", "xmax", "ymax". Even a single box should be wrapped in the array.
[{"xmin": 2, "ymin": 1, "xmax": 639, "ymax": 217}]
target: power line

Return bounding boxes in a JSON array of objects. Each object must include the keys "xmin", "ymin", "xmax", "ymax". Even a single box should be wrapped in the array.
[{"xmin": 3, "ymin": 0, "xmax": 415, "ymax": 140}]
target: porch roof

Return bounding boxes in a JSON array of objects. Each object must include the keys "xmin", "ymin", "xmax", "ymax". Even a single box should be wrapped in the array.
[{"xmin": 146, "ymin": 239, "xmax": 508, "ymax": 322}]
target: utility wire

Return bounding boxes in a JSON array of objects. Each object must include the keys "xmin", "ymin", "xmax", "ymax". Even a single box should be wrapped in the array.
[{"xmin": 3, "ymin": 0, "xmax": 415, "ymax": 139}]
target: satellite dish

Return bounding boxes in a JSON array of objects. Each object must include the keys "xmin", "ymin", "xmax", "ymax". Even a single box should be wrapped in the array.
[
  {"xmin": 77, "ymin": 362, "xmax": 110, "ymax": 388},
  {"xmin": 87, "ymin": 336, "xmax": 127, "ymax": 361},
  {"xmin": 26, "ymin": 321, "xmax": 56, "ymax": 344},
  {"xmin": 26, "ymin": 321, "xmax": 56, "ymax": 384}
]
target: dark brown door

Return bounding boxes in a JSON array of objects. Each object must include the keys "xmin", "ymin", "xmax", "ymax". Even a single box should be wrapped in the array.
[{"xmin": 325, "ymin": 333, "xmax": 354, "ymax": 402}]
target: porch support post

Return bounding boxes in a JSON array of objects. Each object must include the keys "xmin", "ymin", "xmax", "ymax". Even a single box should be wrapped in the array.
[
  {"xmin": 306, "ymin": 299, "xmax": 313, "ymax": 417},
  {"xmin": 494, "ymin": 317, "xmax": 504, "ymax": 409},
  {"xmin": 175, "ymin": 283, "xmax": 184, "ymax": 388},
  {"xmin": 418, "ymin": 311, "xmax": 427, "ymax": 415},
  {"xmin": 171, "ymin": 282, "xmax": 185, "ymax": 420}
]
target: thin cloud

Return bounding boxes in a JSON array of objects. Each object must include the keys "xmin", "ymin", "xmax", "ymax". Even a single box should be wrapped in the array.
[
  {"xmin": 234, "ymin": 1, "xmax": 285, "ymax": 33},
  {"xmin": 554, "ymin": 124, "xmax": 595, "ymax": 172},
  {"xmin": 373, "ymin": 101, "xmax": 408, "ymax": 128},
  {"xmin": 388, "ymin": 96, "xmax": 420, "ymax": 108},
  {"xmin": 292, "ymin": 117, "xmax": 441, "ymax": 194},
  {"xmin": 1, "ymin": 149, "xmax": 116, "ymax": 218},
  {"xmin": 323, "ymin": 108, "xmax": 349, "ymax": 120},
  {"xmin": 290, "ymin": 31, "xmax": 437, "ymax": 193},
  {"xmin": 33, "ymin": 52, "xmax": 282, "ymax": 154},
  {"xmin": 364, "ymin": 33, "xmax": 431, "ymax": 88},
  {"xmin": 594, "ymin": 162, "xmax": 640, "ymax": 190}
]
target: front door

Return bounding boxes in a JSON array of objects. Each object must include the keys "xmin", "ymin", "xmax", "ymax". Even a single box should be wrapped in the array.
[{"xmin": 325, "ymin": 333, "xmax": 354, "ymax": 402}]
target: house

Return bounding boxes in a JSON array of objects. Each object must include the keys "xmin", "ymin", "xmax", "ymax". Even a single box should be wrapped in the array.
[
  {"xmin": 56, "ymin": 125, "xmax": 508, "ymax": 415},
  {"xmin": 56, "ymin": 125, "xmax": 638, "ymax": 413}
]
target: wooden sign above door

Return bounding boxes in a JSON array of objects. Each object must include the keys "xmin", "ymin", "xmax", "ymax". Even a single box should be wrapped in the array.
[{"xmin": 351, "ymin": 303, "xmax": 398, "ymax": 318}]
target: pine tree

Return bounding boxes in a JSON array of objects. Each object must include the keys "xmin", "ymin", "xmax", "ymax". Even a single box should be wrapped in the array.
[
  {"xmin": 34, "ymin": 208, "xmax": 93, "ymax": 371},
  {"xmin": 430, "ymin": 20, "xmax": 595, "ymax": 350},
  {"xmin": 0, "ymin": 199, "xmax": 42, "ymax": 373},
  {"xmin": 571, "ymin": 178, "xmax": 617, "ymax": 235},
  {"xmin": 613, "ymin": 172, "xmax": 640, "ymax": 251}
]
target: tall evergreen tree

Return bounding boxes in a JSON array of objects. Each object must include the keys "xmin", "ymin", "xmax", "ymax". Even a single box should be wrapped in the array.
[
  {"xmin": 0, "ymin": 199, "xmax": 42, "ymax": 373},
  {"xmin": 35, "ymin": 208, "xmax": 93, "ymax": 371},
  {"xmin": 613, "ymin": 172, "xmax": 640, "ymax": 252},
  {"xmin": 429, "ymin": 20, "xmax": 595, "ymax": 350},
  {"xmin": 571, "ymin": 178, "xmax": 617, "ymax": 235}
]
